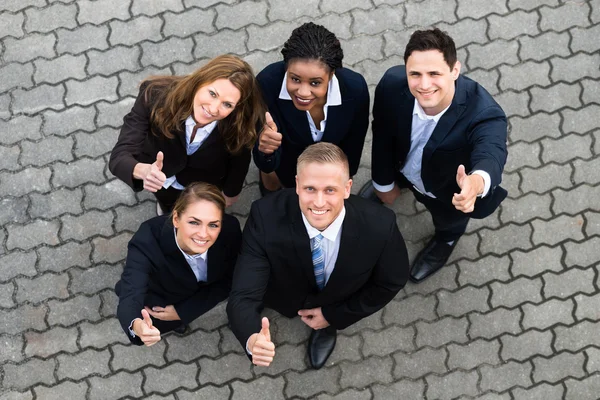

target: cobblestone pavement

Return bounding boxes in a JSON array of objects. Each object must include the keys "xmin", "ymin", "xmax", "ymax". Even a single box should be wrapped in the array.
[{"xmin": 1, "ymin": 0, "xmax": 599, "ymax": 399}]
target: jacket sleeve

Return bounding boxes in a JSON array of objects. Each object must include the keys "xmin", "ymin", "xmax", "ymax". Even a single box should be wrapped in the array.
[
  {"xmin": 338, "ymin": 76, "xmax": 370, "ymax": 177},
  {"xmin": 371, "ymin": 71, "xmax": 399, "ymax": 186},
  {"xmin": 222, "ymin": 147, "xmax": 251, "ymax": 197},
  {"xmin": 109, "ymin": 83, "xmax": 152, "ymax": 191},
  {"xmin": 321, "ymin": 211, "xmax": 409, "ymax": 329}
]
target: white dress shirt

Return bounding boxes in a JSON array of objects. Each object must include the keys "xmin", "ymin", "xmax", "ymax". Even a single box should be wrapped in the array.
[
  {"xmin": 162, "ymin": 116, "xmax": 217, "ymax": 190},
  {"xmin": 278, "ymin": 73, "xmax": 342, "ymax": 142}
]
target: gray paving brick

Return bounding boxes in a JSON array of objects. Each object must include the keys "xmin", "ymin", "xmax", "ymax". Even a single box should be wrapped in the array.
[
  {"xmin": 70, "ymin": 264, "xmax": 122, "ymax": 298},
  {"xmin": 96, "ymin": 98, "xmax": 134, "ymax": 128},
  {"xmin": 416, "ymin": 317, "xmax": 469, "ymax": 347},
  {"xmin": 48, "ymin": 294, "xmax": 102, "ymax": 326},
  {"xmin": 1, "ymin": 0, "xmax": 44, "ymax": 12},
  {"xmin": 199, "ymin": 353, "xmax": 253, "ymax": 385},
  {"xmin": 215, "ymin": 1, "xmax": 267, "ymax": 30},
  {"xmin": 144, "ymin": 361, "xmax": 198, "ymax": 393},
  {"xmin": 574, "ymin": 157, "xmax": 600, "ymax": 186},
  {"xmin": 494, "ymin": 90, "xmax": 531, "ymax": 118},
  {"xmin": 447, "ymin": 338, "xmax": 501, "ymax": 369},
  {"xmin": 43, "ymin": 105, "xmax": 97, "ymax": 136},
  {"xmin": 0, "ymin": 12, "xmax": 25, "ymax": 39},
  {"xmin": 80, "ymin": 318, "xmax": 130, "ymax": 349},
  {"xmin": 551, "ymin": 53, "xmax": 600, "ymax": 83},
  {"xmin": 131, "ymin": 0, "xmax": 183, "ymax": 16},
  {"xmin": 0, "ymin": 392, "xmax": 33, "ymax": 400},
  {"xmin": 269, "ymin": 0, "xmax": 321, "ymax": 21},
  {"xmin": 88, "ymin": 371, "xmax": 143, "ymax": 400},
  {"xmin": 553, "ymin": 185, "xmax": 600, "ymax": 216},
  {"xmin": 141, "ymin": 36, "xmax": 194, "ymax": 67},
  {"xmin": 12, "ymin": 84, "xmax": 65, "ymax": 114},
  {"xmin": 385, "ymin": 293, "xmax": 437, "ymax": 325},
  {"xmin": 0, "ymin": 115, "xmax": 42, "ymax": 144},
  {"xmin": 24, "ymin": 3, "xmax": 77, "ymax": 33},
  {"xmin": 52, "ymin": 158, "xmax": 107, "ymax": 189},
  {"xmin": 30, "ymin": 188, "xmax": 82, "ymax": 219},
  {"xmin": 520, "ymin": 164, "xmax": 572, "ymax": 194},
  {"xmin": 427, "ymin": 370, "xmax": 479, "ymax": 399},
  {"xmin": 457, "ymin": 255, "xmax": 511, "ymax": 286},
  {"xmin": 6, "ymin": 219, "xmax": 60, "ymax": 250},
  {"xmin": 3, "ymin": 33, "xmax": 56, "ymax": 63},
  {"xmin": 60, "ymin": 210, "xmax": 113, "ymax": 241},
  {"xmin": 584, "ymin": 211, "xmax": 600, "ymax": 236},
  {"xmin": 352, "ymin": 6, "xmax": 405, "ymax": 36},
  {"xmin": 501, "ymin": 171, "xmax": 521, "ymax": 197},
  {"xmin": 340, "ymin": 356, "xmax": 394, "ymax": 389},
  {"xmin": 531, "ymin": 82, "xmax": 583, "ymax": 114},
  {"xmin": 109, "ymin": 16, "xmax": 163, "ymax": 47},
  {"xmin": 519, "ymin": 31, "xmax": 571, "ymax": 61},
  {"xmin": 16, "ymin": 272, "xmax": 69, "ymax": 304},
  {"xmin": 100, "ymin": 291, "xmax": 118, "ymax": 317},
  {"xmin": 581, "ymin": 78, "xmax": 600, "ymax": 105},
  {"xmin": 114, "ymin": 202, "xmax": 155, "ymax": 233},
  {"xmin": 163, "ymin": 8, "xmax": 215, "ymax": 38},
  {"xmin": 283, "ymin": 367, "xmax": 340, "ymax": 397},
  {"xmin": 0, "ymin": 304, "xmax": 46, "ymax": 335},
  {"xmin": 405, "ymin": 264, "xmax": 459, "ymax": 296},
  {"xmin": 464, "ymin": 69, "xmax": 500, "ymax": 96},
  {"xmin": 574, "ymin": 24, "xmax": 600, "ymax": 55},
  {"xmin": 479, "ymin": 223, "xmax": 533, "ymax": 256},
  {"xmin": 24, "ymin": 326, "xmax": 78, "ymax": 357},
  {"xmin": 111, "ymin": 341, "xmax": 167, "ymax": 371},
  {"xmin": 470, "ymin": 308, "xmax": 522, "ymax": 339},
  {"xmin": 231, "ymin": 376, "xmax": 286, "ymax": 400},
  {"xmin": 490, "ymin": 277, "xmax": 543, "ymax": 308},
  {"xmin": 532, "ymin": 215, "xmax": 585, "ymax": 246},
  {"xmin": 405, "ymin": 0, "xmax": 456, "ymax": 26},
  {"xmin": 2, "ymin": 358, "xmax": 55, "ymax": 391},
  {"xmin": 340, "ymin": 309, "xmax": 384, "ymax": 335},
  {"xmin": 383, "ymin": 30, "xmax": 416, "ymax": 58},
  {"xmin": 74, "ymin": 127, "xmax": 119, "ymax": 158},
  {"xmin": 0, "ymin": 94, "xmax": 11, "ymax": 120},
  {"xmin": 362, "ymin": 325, "xmax": 415, "ymax": 357},
  {"xmin": 540, "ymin": 2, "xmax": 591, "ymax": 32},
  {"xmin": 500, "ymin": 193, "xmax": 552, "ymax": 225},
  {"xmin": 87, "ymin": 46, "xmax": 141, "ymax": 76},
  {"xmin": 564, "ymin": 236, "xmax": 600, "ymax": 268},
  {"xmin": 437, "ymin": 286, "xmax": 490, "ymax": 316},
  {"xmin": 594, "ymin": 130, "xmax": 600, "ymax": 155},
  {"xmin": 118, "ymin": 67, "xmax": 172, "ymax": 97},
  {"xmin": 0, "ymin": 197, "xmax": 28, "ymax": 226},
  {"xmin": 565, "ymin": 374, "xmax": 600, "ymax": 400},
  {"xmin": 522, "ymin": 298, "xmax": 575, "ymax": 330},
  {"xmin": 489, "ymin": 10, "xmax": 539, "ymax": 40},
  {"xmin": 563, "ymin": 104, "xmax": 600, "ymax": 136},
  {"xmin": 534, "ymin": 351, "xmax": 586, "ymax": 383},
  {"xmin": 195, "ymin": 30, "xmax": 249, "ymax": 60},
  {"xmin": 340, "ymin": 35, "xmax": 384, "ymax": 66},
  {"xmin": 0, "ymin": 146, "xmax": 21, "ymax": 172},
  {"xmin": 314, "ymin": 13, "xmax": 353, "ymax": 40},
  {"xmin": 0, "ymin": 334, "xmax": 24, "ymax": 363},
  {"xmin": 481, "ymin": 361, "xmax": 533, "ymax": 392},
  {"xmin": 322, "ymin": 334, "xmax": 360, "ymax": 366},
  {"xmin": 0, "ymin": 281, "xmax": 15, "ymax": 307},
  {"xmin": 21, "ymin": 135, "xmax": 74, "ymax": 167},
  {"xmin": 316, "ymin": 389, "xmax": 373, "ymax": 400},
  {"xmin": 33, "ymin": 54, "xmax": 87, "ymax": 85},
  {"xmin": 512, "ymin": 382, "xmax": 564, "ymax": 400},
  {"xmin": 92, "ymin": 233, "xmax": 132, "ymax": 264},
  {"xmin": 543, "ymin": 133, "xmax": 593, "ymax": 164},
  {"xmin": 77, "ymin": 0, "xmax": 131, "ymax": 24},
  {"xmin": 543, "ymin": 267, "xmax": 596, "ymax": 299},
  {"xmin": 0, "ymin": 62, "xmax": 34, "ymax": 92},
  {"xmin": 165, "ymin": 329, "xmax": 220, "ymax": 361},
  {"xmin": 393, "ymin": 347, "xmax": 447, "ymax": 379},
  {"xmin": 509, "ymin": 113, "xmax": 562, "ymax": 143},
  {"xmin": 56, "ymin": 25, "xmax": 109, "ymax": 54},
  {"xmin": 321, "ymin": 0, "xmax": 371, "ymax": 13},
  {"xmin": 397, "ymin": 211, "xmax": 435, "ymax": 242},
  {"xmin": 0, "ymin": 251, "xmax": 37, "ymax": 281},
  {"xmin": 586, "ymin": 348, "xmax": 600, "ymax": 373},
  {"xmin": 511, "ymin": 245, "xmax": 564, "ymax": 277},
  {"xmin": 33, "ymin": 381, "xmax": 88, "ymax": 400},
  {"xmin": 177, "ymin": 386, "xmax": 230, "ymax": 400},
  {"xmin": 508, "ymin": 0, "xmax": 558, "ymax": 10},
  {"xmin": 65, "ymin": 76, "xmax": 119, "ymax": 106},
  {"xmin": 468, "ymin": 40, "xmax": 520, "ymax": 70},
  {"xmin": 457, "ymin": 0, "xmax": 507, "ymax": 18},
  {"xmin": 0, "ymin": 167, "xmax": 51, "ymax": 197},
  {"xmin": 436, "ymin": 18, "xmax": 488, "ymax": 48},
  {"xmin": 575, "ymin": 292, "xmax": 600, "ymax": 322},
  {"xmin": 84, "ymin": 180, "xmax": 137, "ymax": 210}
]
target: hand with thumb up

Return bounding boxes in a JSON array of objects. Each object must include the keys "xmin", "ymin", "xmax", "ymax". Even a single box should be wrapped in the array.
[
  {"xmin": 258, "ymin": 112, "xmax": 282, "ymax": 155},
  {"xmin": 249, "ymin": 317, "xmax": 275, "ymax": 367},
  {"xmin": 133, "ymin": 151, "xmax": 167, "ymax": 192},
  {"xmin": 452, "ymin": 164, "xmax": 484, "ymax": 214},
  {"xmin": 132, "ymin": 309, "xmax": 162, "ymax": 346}
]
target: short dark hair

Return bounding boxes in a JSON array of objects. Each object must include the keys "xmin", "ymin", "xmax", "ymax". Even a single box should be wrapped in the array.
[
  {"xmin": 281, "ymin": 22, "xmax": 343, "ymax": 71},
  {"xmin": 404, "ymin": 28, "xmax": 457, "ymax": 70}
]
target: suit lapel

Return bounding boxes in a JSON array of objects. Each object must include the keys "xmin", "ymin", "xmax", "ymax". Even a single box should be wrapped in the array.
[
  {"xmin": 159, "ymin": 219, "xmax": 201, "ymax": 287},
  {"xmin": 278, "ymin": 98, "xmax": 313, "ymax": 146}
]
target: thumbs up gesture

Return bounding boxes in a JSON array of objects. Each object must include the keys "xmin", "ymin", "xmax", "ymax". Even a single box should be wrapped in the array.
[
  {"xmin": 132, "ymin": 309, "xmax": 162, "ymax": 346},
  {"xmin": 258, "ymin": 112, "xmax": 282, "ymax": 155},
  {"xmin": 452, "ymin": 164, "xmax": 484, "ymax": 214},
  {"xmin": 249, "ymin": 317, "xmax": 275, "ymax": 367},
  {"xmin": 135, "ymin": 151, "xmax": 167, "ymax": 192}
]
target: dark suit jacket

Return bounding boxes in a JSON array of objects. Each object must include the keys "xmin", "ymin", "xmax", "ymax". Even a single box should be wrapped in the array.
[
  {"xmin": 109, "ymin": 82, "xmax": 251, "ymax": 197},
  {"xmin": 226, "ymin": 189, "xmax": 409, "ymax": 349},
  {"xmin": 253, "ymin": 62, "xmax": 370, "ymax": 188},
  {"xmin": 372, "ymin": 65, "xmax": 508, "ymax": 219},
  {"xmin": 116, "ymin": 214, "xmax": 241, "ymax": 345}
]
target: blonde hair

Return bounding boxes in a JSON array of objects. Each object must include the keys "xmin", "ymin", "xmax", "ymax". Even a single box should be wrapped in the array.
[
  {"xmin": 171, "ymin": 182, "xmax": 226, "ymax": 218},
  {"xmin": 297, "ymin": 142, "xmax": 349, "ymax": 179}
]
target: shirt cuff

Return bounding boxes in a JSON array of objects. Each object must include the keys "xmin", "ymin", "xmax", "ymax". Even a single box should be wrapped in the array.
[
  {"xmin": 372, "ymin": 181, "xmax": 395, "ymax": 193},
  {"xmin": 471, "ymin": 170, "xmax": 491, "ymax": 197},
  {"xmin": 128, "ymin": 319, "xmax": 138, "ymax": 338},
  {"xmin": 246, "ymin": 337, "xmax": 253, "ymax": 356}
]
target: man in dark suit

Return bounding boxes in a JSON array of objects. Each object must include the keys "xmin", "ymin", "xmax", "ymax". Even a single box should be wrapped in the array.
[
  {"xmin": 227, "ymin": 142, "xmax": 409, "ymax": 369},
  {"xmin": 362, "ymin": 28, "xmax": 508, "ymax": 283}
]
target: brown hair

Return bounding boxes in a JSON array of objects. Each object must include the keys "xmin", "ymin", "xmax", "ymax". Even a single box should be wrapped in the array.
[
  {"xmin": 144, "ymin": 55, "xmax": 265, "ymax": 154},
  {"xmin": 171, "ymin": 182, "xmax": 226, "ymax": 220},
  {"xmin": 404, "ymin": 28, "xmax": 457, "ymax": 70},
  {"xmin": 297, "ymin": 142, "xmax": 349, "ymax": 179}
]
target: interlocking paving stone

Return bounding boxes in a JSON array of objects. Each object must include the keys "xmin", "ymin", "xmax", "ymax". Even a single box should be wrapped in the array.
[
  {"xmin": 554, "ymin": 186, "xmax": 600, "ymax": 220},
  {"xmin": 2, "ymin": 358, "xmax": 56, "ymax": 391},
  {"xmin": 426, "ymin": 370, "xmax": 479, "ymax": 400},
  {"xmin": 470, "ymin": 308, "xmax": 522, "ymax": 339},
  {"xmin": 77, "ymin": 0, "xmax": 131, "ymax": 25},
  {"xmin": 16, "ymin": 272, "xmax": 70, "ymax": 304},
  {"xmin": 110, "ymin": 341, "xmax": 167, "ymax": 372},
  {"xmin": 457, "ymin": 255, "xmax": 511, "ymax": 286},
  {"xmin": 24, "ymin": 3, "xmax": 77, "ymax": 33},
  {"xmin": 479, "ymin": 223, "xmax": 533, "ymax": 256},
  {"xmin": 339, "ymin": 356, "xmax": 394, "ymax": 389},
  {"xmin": 0, "ymin": 334, "xmax": 24, "ymax": 363},
  {"xmin": 490, "ymin": 276, "xmax": 543, "ymax": 308},
  {"xmin": 21, "ymin": 135, "xmax": 74, "ymax": 167},
  {"xmin": 509, "ymin": 113, "xmax": 562, "ymax": 143},
  {"xmin": 215, "ymin": 1, "xmax": 268, "ymax": 30},
  {"xmin": 405, "ymin": 264, "xmax": 459, "ymax": 295},
  {"xmin": 0, "ymin": 282, "xmax": 14, "ymax": 308},
  {"xmin": 87, "ymin": 46, "xmax": 141, "ymax": 76},
  {"xmin": 586, "ymin": 348, "xmax": 600, "ymax": 373},
  {"xmin": 533, "ymin": 351, "xmax": 586, "ymax": 383},
  {"xmin": 52, "ymin": 158, "xmax": 107, "ymax": 188},
  {"xmin": 231, "ymin": 376, "xmax": 286, "ymax": 400},
  {"xmin": 555, "ymin": 320, "xmax": 600, "ymax": 352},
  {"xmin": 457, "ymin": 0, "xmax": 507, "ymax": 18},
  {"xmin": 84, "ymin": 180, "xmax": 137, "ymax": 210},
  {"xmin": 65, "ymin": 76, "xmax": 119, "ymax": 107},
  {"xmin": 543, "ymin": 267, "xmax": 596, "ymax": 299},
  {"xmin": 511, "ymin": 245, "xmax": 564, "ymax": 277},
  {"xmin": 80, "ymin": 318, "xmax": 130, "ymax": 349},
  {"xmin": 575, "ymin": 293, "xmax": 600, "ymax": 321},
  {"xmin": 118, "ymin": 67, "xmax": 172, "ymax": 97},
  {"xmin": 43, "ymin": 105, "xmax": 97, "ymax": 136},
  {"xmin": 144, "ymin": 362, "xmax": 198, "ymax": 394},
  {"xmin": 518, "ymin": 31, "xmax": 571, "ymax": 61},
  {"xmin": 464, "ymin": 69, "xmax": 499, "ymax": 95},
  {"xmin": 3, "ymin": 34, "xmax": 56, "ymax": 63},
  {"xmin": 56, "ymin": 25, "xmax": 110, "ymax": 55},
  {"xmin": 494, "ymin": 90, "xmax": 531, "ymax": 117},
  {"xmin": 581, "ymin": 79, "xmax": 600, "ymax": 105},
  {"xmin": 362, "ymin": 325, "xmax": 415, "ymax": 357},
  {"xmin": 480, "ymin": 361, "xmax": 533, "ymax": 392},
  {"xmin": 12, "ymin": 84, "xmax": 66, "ymax": 114},
  {"xmin": 70, "ymin": 263, "xmax": 122, "ymax": 297},
  {"xmin": 109, "ymin": 16, "xmax": 163, "ymax": 46},
  {"xmin": 0, "ymin": 391, "xmax": 33, "ymax": 400},
  {"xmin": 489, "ymin": 10, "xmax": 539, "ymax": 40},
  {"xmin": 530, "ymin": 82, "xmax": 582, "ymax": 113},
  {"xmin": 0, "ymin": 251, "xmax": 37, "ymax": 281},
  {"xmin": 500, "ymin": 193, "xmax": 552, "ymax": 224},
  {"xmin": 0, "ymin": 12, "xmax": 25, "ymax": 38},
  {"xmin": 468, "ymin": 41, "xmax": 520, "ymax": 70},
  {"xmin": 199, "ymin": 353, "xmax": 253, "ymax": 385},
  {"xmin": 384, "ymin": 293, "xmax": 437, "ymax": 325},
  {"xmin": 574, "ymin": 158, "xmax": 600, "ymax": 186},
  {"xmin": 48, "ymin": 294, "xmax": 102, "ymax": 326},
  {"xmin": 165, "ymin": 329, "xmax": 220, "ymax": 361},
  {"xmin": 6, "ymin": 219, "xmax": 60, "ymax": 250},
  {"xmin": 88, "ymin": 371, "xmax": 143, "ymax": 400},
  {"xmin": 447, "ymin": 339, "xmax": 501, "ymax": 369},
  {"xmin": 540, "ymin": 2, "xmax": 591, "ymax": 32},
  {"xmin": 541, "ymin": 133, "xmax": 593, "ymax": 164},
  {"xmin": 565, "ymin": 374, "xmax": 600, "ymax": 400},
  {"xmin": 520, "ymin": 163, "xmax": 573, "ymax": 194},
  {"xmin": 141, "ymin": 36, "xmax": 194, "ymax": 67},
  {"xmin": 177, "ymin": 385, "xmax": 230, "ymax": 400},
  {"xmin": 338, "ymin": 309, "xmax": 383, "ymax": 336},
  {"xmin": 512, "ymin": 382, "xmax": 564, "ymax": 400},
  {"xmin": 74, "ymin": 127, "xmax": 120, "ymax": 158},
  {"xmin": 24, "ymin": 326, "xmax": 78, "ymax": 357},
  {"xmin": 92, "ymin": 233, "xmax": 132, "ymax": 264},
  {"xmin": 0, "ymin": 198, "xmax": 30, "ymax": 226},
  {"xmin": 393, "ymin": 347, "xmax": 447, "ymax": 379},
  {"xmin": 33, "ymin": 381, "xmax": 88, "ymax": 400},
  {"xmin": 500, "ymin": 330, "xmax": 554, "ymax": 361},
  {"xmin": 532, "ymin": 215, "xmax": 585, "ymax": 246},
  {"xmin": 60, "ymin": 210, "xmax": 114, "ymax": 241},
  {"xmin": 0, "ymin": 63, "xmax": 34, "ymax": 92},
  {"xmin": 352, "ymin": 6, "xmax": 405, "ymax": 36},
  {"xmin": 505, "ymin": 141, "xmax": 541, "ymax": 172},
  {"xmin": 415, "ymin": 317, "xmax": 469, "ymax": 347},
  {"xmin": 405, "ymin": 0, "xmax": 457, "ymax": 26},
  {"xmin": 550, "ymin": 53, "xmax": 600, "ymax": 83},
  {"xmin": 437, "ymin": 18, "xmax": 488, "ymax": 48},
  {"xmin": 437, "ymin": 286, "xmax": 490, "ymax": 316}
]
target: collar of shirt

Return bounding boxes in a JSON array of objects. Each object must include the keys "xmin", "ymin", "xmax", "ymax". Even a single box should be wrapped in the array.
[
  {"xmin": 278, "ymin": 72, "xmax": 342, "ymax": 107},
  {"xmin": 173, "ymin": 227, "xmax": 208, "ymax": 264},
  {"xmin": 413, "ymin": 99, "xmax": 450, "ymax": 123},
  {"xmin": 301, "ymin": 206, "xmax": 346, "ymax": 242},
  {"xmin": 185, "ymin": 116, "xmax": 217, "ymax": 144}
]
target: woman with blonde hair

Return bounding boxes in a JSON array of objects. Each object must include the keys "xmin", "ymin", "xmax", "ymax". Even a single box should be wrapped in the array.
[{"xmin": 110, "ymin": 54, "xmax": 265, "ymax": 212}]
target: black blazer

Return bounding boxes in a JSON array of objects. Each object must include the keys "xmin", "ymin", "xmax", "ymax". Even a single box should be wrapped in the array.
[
  {"xmin": 226, "ymin": 189, "xmax": 409, "ymax": 349},
  {"xmin": 253, "ymin": 62, "xmax": 370, "ymax": 188},
  {"xmin": 109, "ymin": 82, "xmax": 251, "ymax": 197},
  {"xmin": 372, "ymin": 65, "xmax": 508, "ymax": 219},
  {"xmin": 116, "ymin": 214, "xmax": 241, "ymax": 345}
]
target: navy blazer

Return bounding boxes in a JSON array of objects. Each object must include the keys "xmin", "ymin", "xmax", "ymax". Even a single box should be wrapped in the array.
[
  {"xmin": 372, "ymin": 65, "xmax": 508, "ymax": 219},
  {"xmin": 226, "ymin": 189, "xmax": 409, "ymax": 350},
  {"xmin": 253, "ymin": 61, "xmax": 370, "ymax": 188},
  {"xmin": 116, "ymin": 214, "xmax": 241, "ymax": 345}
]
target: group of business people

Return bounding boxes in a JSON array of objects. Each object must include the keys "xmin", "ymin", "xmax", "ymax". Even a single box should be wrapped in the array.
[{"xmin": 110, "ymin": 23, "xmax": 508, "ymax": 369}]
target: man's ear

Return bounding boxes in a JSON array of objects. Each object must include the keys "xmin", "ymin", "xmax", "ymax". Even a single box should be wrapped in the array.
[
  {"xmin": 452, "ymin": 60, "xmax": 461, "ymax": 80},
  {"xmin": 345, "ymin": 179, "xmax": 353, "ymax": 199}
]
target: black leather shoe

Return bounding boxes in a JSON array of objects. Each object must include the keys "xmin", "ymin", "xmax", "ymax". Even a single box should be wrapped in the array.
[
  {"xmin": 308, "ymin": 326, "xmax": 337, "ymax": 369},
  {"xmin": 410, "ymin": 238, "xmax": 458, "ymax": 283},
  {"xmin": 358, "ymin": 181, "xmax": 383, "ymax": 204},
  {"xmin": 173, "ymin": 324, "xmax": 188, "ymax": 335}
]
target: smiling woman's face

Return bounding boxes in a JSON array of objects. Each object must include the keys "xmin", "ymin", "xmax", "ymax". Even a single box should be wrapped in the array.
[
  {"xmin": 172, "ymin": 199, "xmax": 222, "ymax": 255},
  {"xmin": 192, "ymin": 78, "xmax": 241, "ymax": 126},
  {"xmin": 285, "ymin": 59, "xmax": 332, "ymax": 112}
]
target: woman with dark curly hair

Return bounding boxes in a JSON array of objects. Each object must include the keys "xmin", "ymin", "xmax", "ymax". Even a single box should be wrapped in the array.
[
  {"xmin": 253, "ymin": 22, "xmax": 370, "ymax": 195},
  {"xmin": 110, "ymin": 55, "xmax": 265, "ymax": 212}
]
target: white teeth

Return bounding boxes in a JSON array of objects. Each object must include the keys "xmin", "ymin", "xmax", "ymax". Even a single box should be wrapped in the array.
[
  {"xmin": 311, "ymin": 209, "xmax": 327, "ymax": 215},
  {"xmin": 192, "ymin": 238, "xmax": 208, "ymax": 245},
  {"xmin": 296, "ymin": 97, "xmax": 311, "ymax": 104}
]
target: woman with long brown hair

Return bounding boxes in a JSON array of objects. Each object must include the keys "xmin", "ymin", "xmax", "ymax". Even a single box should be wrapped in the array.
[{"xmin": 110, "ymin": 54, "xmax": 265, "ymax": 212}]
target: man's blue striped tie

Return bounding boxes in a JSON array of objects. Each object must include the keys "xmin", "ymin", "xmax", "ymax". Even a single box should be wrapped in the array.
[{"xmin": 312, "ymin": 234, "xmax": 325, "ymax": 290}]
